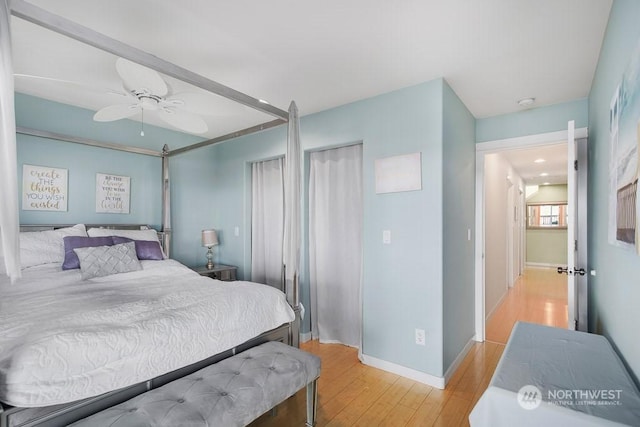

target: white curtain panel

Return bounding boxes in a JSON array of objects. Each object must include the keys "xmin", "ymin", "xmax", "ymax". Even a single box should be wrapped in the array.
[
  {"xmin": 283, "ymin": 101, "xmax": 301, "ymax": 306},
  {"xmin": 0, "ymin": 0, "xmax": 21, "ymax": 282},
  {"xmin": 309, "ymin": 144, "xmax": 363, "ymax": 348},
  {"xmin": 251, "ymin": 158, "xmax": 285, "ymax": 289}
]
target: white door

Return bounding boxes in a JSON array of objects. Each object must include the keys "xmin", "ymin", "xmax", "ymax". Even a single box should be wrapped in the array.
[{"xmin": 563, "ymin": 120, "xmax": 588, "ymax": 331}]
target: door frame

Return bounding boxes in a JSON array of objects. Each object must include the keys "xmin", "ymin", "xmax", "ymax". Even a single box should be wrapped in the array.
[{"xmin": 474, "ymin": 127, "xmax": 589, "ymax": 341}]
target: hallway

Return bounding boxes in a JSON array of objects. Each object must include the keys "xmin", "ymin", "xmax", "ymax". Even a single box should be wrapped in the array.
[{"xmin": 485, "ymin": 267, "xmax": 568, "ymax": 344}]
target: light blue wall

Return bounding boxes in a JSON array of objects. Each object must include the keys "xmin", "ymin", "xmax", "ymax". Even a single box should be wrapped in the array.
[
  {"xmin": 587, "ymin": 0, "xmax": 640, "ymax": 384},
  {"xmin": 169, "ymin": 145, "xmax": 219, "ymax": 266},
  {"xmin": 209, "ymin": 79, "xmax": 447, "ymax": 377},
  {"xmin": 442, "ymin": 82, "xmax": 476, "ymax": 372},
  {"xmin": 476, "ymin": 98, "xmax": 589, "ymax": 143},
  {"xmin": 15, "ymin": 93, "xmax": 204, "ymax": 246}
]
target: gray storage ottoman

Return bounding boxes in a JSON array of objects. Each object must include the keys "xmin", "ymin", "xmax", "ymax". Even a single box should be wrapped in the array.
[{"xmin": 71, "ymin": 341, "xmax": 321, "ymax": 427}]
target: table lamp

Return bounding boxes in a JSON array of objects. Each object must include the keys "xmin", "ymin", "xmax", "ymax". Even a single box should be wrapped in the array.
[{"xmin": 201, "ymin": 229, "xmax": 219, "ymax": 269}]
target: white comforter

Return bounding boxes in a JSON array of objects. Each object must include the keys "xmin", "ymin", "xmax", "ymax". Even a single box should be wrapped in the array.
[{"xmin": 0, "ymin": 260, "xmax": 295, "ymax": 407}]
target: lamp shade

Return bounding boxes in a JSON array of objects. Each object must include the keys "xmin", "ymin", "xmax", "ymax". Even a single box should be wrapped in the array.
[{"xmin": 201, "ymin": 229, "xmax": 219, "ymax": 247}]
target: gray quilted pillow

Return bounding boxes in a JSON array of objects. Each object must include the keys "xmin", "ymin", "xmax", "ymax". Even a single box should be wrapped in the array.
[{"xmin": 74, "ymin": 242, "xmax": 142, "ymax": 280}]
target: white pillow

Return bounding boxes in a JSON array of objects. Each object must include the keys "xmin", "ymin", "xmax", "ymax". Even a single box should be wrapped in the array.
[
  {"xmin": 20, "ymin": 224, "xmax": 87, "ymax": 269},
  {"xmin": 87, "ymin": 227, "xmax": 160, "ymax": 244}
]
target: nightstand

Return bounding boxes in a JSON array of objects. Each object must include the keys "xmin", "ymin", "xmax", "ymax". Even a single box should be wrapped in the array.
[{"xmin": 194, "ymin": 264, "xmax": 237, "ymax": 281}]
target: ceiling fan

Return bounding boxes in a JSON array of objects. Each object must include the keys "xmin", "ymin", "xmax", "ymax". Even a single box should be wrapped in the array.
[{"xmin": 15, "ymin": 58, "xmax": 218, "ymax": 135}]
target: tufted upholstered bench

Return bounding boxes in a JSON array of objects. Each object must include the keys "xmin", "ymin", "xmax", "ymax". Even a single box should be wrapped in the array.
[{"xmin": 70, "ymin": 341, "xmax": 321, "ymax": 427}]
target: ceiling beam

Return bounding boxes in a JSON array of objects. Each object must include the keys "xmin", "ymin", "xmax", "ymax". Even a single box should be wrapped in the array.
[
  {"xmin": 169, "ymin": 119, "xmax": 285, "ymax": 156},
  {"xmin": 9, "ymin": 0, "xmax": 289, "ymax": 121}
]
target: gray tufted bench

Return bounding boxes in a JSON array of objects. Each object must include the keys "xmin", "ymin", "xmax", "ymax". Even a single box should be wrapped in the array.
[{"xmin": 71, "ymin": 341, "xmax": 321, "ymax": 427}]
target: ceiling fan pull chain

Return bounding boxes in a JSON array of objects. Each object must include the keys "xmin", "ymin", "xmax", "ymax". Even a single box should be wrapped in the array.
[{"xmin": 140, "ymin": 108, "xmax": 145, "ymax": 137}]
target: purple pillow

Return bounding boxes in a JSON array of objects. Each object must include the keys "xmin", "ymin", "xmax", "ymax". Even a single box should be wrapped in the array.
[
  {"xmin": 62, "ymin": 236, "xmax": 114, "ymax": 270},
  {"xmin": 111, "ymin": 237, "xmax": 164, "ymax": 261}
]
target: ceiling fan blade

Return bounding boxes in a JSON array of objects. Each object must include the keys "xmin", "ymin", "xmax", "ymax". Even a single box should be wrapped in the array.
[
  {"xmin": 164, "ymin": 92, "xmax": 225, "ymax": 116},
  {"xmin": 13, "ymin": 74, "xmax": 129, "ymax": 98},
  {"xmin": 116, "ymin": 58, "xmax": 168, "ymax": 96},
  {"xmin": 158, "ymin": 109, "xmax": 208, "ymax": 134},
  {"xmin": 94, "ymin": 104, "xmax": 141, "ymax": 122}
]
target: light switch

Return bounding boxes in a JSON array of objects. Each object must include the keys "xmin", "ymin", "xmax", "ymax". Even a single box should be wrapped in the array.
[
  {"xmin": 383, "ymin": 230, "xmax": 391, "ymax": 244},
  {"xmin": 234, "ymin": 226, "xmax": 240, "ymax": 237}
]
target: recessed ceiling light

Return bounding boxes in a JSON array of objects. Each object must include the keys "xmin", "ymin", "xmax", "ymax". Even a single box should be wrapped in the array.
[
  {"xmin": 518, "ymin": 97, "xmax": 536, "ymax": 107},
  {"xmin": 540, "ymin": 172, "xmax": 548, "ymax": 177},
  {"xmin": 534, "ymin": 158, "xmax": 546, "ymax": 163},
  {"xmin": 542, "ymin": 182, "xmax": 550, "ymax": 185}
]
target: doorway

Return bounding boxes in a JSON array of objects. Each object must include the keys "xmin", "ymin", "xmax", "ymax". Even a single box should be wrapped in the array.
[{"xmin": 474, "ymin": 127, "xmax": 588, "ymax": 342}]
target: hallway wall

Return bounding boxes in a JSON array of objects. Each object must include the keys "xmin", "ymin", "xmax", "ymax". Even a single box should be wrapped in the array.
[{"xmin": 484, "ymin": 153, "xmax": 523, "ymax": 319}]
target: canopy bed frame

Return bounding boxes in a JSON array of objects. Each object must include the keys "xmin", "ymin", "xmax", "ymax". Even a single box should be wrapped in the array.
[{"xmin": 0, "ymin": 1, "xmax": 302, "ymax": 425}]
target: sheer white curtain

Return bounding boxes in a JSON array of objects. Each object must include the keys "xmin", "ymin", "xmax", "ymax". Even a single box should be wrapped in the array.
[
  {"xmin": 251, "ymin": 158, "xmax": 285, "ymax": 289},
  {"xmin": 283, "ymin": 101, "xmax": 301, "ymax": 307},
  {"xmin": 309, "ymin": 144, "xmax": 363, "ymax": 348},
  {"xmin": 0, "ymin": 0, "xmax": 21, "ymax": 282}
]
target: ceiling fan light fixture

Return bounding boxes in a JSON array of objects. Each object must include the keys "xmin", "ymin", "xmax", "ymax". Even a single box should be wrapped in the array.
[
  {"xmin": 140, "ymin": 96, "xmax": 159, "ymax": 111},
  {"xmin": 517, "ymin": 97, "xmax": 535, "ymax": 107}
]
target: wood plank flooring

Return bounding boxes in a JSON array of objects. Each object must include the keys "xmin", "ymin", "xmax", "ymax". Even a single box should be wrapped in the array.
[
  {"xmin": 250, "ymin": 340, "xmax": 504, "ymax": 427},
  {"xmin": 485, "ymin": 267, "xmax": 567, "ymax": 344},
  {"xmin": 250, "ymin": 267, "xmax": 565, "ymax": 426}
]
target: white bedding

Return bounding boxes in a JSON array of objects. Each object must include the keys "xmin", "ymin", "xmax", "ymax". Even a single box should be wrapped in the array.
[{"xmin": 0, "ymin": 259, "xmax": 295, "ymax": 407}]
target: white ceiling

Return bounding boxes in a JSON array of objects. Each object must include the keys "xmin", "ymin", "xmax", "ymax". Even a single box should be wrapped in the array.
[
  {"xmin": 500, "ymin": 143, "xmax": 568, "ymax": 186},
  {"xmin": 10, "ymin": 0, "xmax": 612, "ymax": 139}
]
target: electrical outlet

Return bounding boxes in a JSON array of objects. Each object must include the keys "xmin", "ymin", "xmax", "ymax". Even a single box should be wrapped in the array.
[{"xmin": 415, "ymin": 328, "xmax": 426, "ymax": 346}]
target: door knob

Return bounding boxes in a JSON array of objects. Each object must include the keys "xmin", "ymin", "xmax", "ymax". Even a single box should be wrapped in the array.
[
  {"xmin": 557, "ymin": 266, "xmax": 569, "ymax": 275},
  {"xmin": 574, "ymin": 268, "xmax": 586, "ymax": 276}
]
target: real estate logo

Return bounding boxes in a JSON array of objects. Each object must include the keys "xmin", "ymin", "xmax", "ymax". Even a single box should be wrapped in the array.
[{"xmin": 517, "ymin": 385, "xmax": 542, "ymax": 410}]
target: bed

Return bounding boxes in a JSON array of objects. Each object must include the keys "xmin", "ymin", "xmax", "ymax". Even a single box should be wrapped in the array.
[
  {"xmin": 0, "ymin": 224, "xmax": 299, "ymax": 427},
  {"xmin": 1, "ymin": 4, "xmax": 304, "ymax": 425}
]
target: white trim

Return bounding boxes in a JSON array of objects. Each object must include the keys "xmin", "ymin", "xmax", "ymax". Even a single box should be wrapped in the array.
[
  {"xmin": 300, "ymin": 332, "xmax": 312, "ymax": 343},
  {"xmin": 361, "ymin": 354, "xmax": 445, "ymax": 389},
  {"xmin": 444, "ymin": 337, "xmax": 476, "ymax": 384},
  {"xmin": 525, "ymin": 262, "xmax": 559, "ymax": 269},
  {"xmin": 474, "ymin": 152, "xmax": 485, "ymax": 341},
  {"xmin": 484, "ymin": 291, "xmax": 508, "ymax": 323},
  {"xmin": 474, "ymin": 126, "xmax": 588, "ymax": 343},
  {"xmin": 476, "ymin": 127, "xmax": 588, "ymax": 153}
]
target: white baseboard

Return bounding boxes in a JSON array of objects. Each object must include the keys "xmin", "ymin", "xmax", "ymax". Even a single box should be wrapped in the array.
[
  {"xmin": 300, "ymin": 332, "xmax": 312, "ymax": 343},
  {"xmin": 525, "ymin": 262, "xmax": 558, "ymax": 269},
  {"xmin": 361, "ymin": 354, "xmax": 445, "ymax": 389},
  {"xmin": 444, "ymin": 337, "xmax": 476, "ymax": 385},
  {"xmin": 485, "ymin": 291, "xmax": 507, "ymax": 322}
]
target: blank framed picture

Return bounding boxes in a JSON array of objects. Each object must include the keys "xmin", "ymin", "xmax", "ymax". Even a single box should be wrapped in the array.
[{"xmin": 375, "ymin": 152, "xmax": 422, "ymax": 194}]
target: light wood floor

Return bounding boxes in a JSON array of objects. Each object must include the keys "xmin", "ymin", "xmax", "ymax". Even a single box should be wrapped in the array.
[
  {"xmin": 485, "ymin": 267, "xmax": 568, "ymax": 344},
  {"xmin": 251, "ymin": 267, "xmax": 566, "ymax": 426},
  {"xmin": 250, "ymin": 340, "xmax": 504, "ymax": 427}
]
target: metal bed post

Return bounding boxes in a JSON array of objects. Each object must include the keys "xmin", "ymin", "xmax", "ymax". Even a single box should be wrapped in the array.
[{"xmin": 161, "ymin": 144, "xmax": 172, "ymax": 258}]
